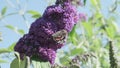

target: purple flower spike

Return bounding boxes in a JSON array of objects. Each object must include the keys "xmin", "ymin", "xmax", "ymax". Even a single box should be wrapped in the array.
[{"xmin": 14, "ymin": 0, "xmax": 83, "ymax": 64}]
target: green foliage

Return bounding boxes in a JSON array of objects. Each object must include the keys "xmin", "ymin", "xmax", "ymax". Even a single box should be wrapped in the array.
[
  {"xmin": 5, "ymin": 25, "xmax": 25, "ymax": 35},
  {"xmin": 0, "ymin": 42, "xmax": 16, "ymax": 54},
  {"xmin": 31, "ymin": 55, "xmax": 51, "ymax": 68},
  {"xmin": 10, "ymin": 58, "xmax": 21, "ymax": 68},
  {"xmin": 82, "ymin": 22, "xmax": 93, "ymax": 38},
  {"xmin": 0, "ymin": 59, "xmax": 7, "ymax": 63},
  {"xmin": 69, "ymin": 25, "xmax": 78, "ymax": 45},
  {"xmin": 1, "ymin": 7, "xmax": 7, "ymax": 15},
  {"xmin": 90, "ymin": 0, "xmax": 100, "ymax": 9},
  {"xmin": 32, "ymin": 60, "xmax": 51, "ymax": 68},
  {"xmin": 0, "ymin": 0, "xmax": 120, "ymax": 68},
  {"xmin": 59, "ymin": 56, "xmax": 70, "ymax": 66},
  {"xmin": 27, "ymin": 10, "xmax": 41, "ymax": 19},
  {"xmin": 0, "ymin": 49, "xmax": 11, "ymax": 54},
  {"xmin": 10, "ymin": 52, "xmax": 30, "ymax": 68},
  {"xmin": 10, "ymin": 58, "xmax": 30, "ymax": 68},
  {"xmin": 0, "ymin": 6, "xmax": 7, "ymax": 20},
  {"xmin": 8, "ymin": 43, "xmax": 16, "ymax": 51},
  {"xmin": 70, "ymin": 48, "xmax": 84, "ymax": 56}
]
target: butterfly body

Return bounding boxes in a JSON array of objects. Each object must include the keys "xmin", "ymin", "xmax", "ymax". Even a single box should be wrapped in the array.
[{"xmin": 52, "ymin": 29, "xmax": 68, "ymax": 44}]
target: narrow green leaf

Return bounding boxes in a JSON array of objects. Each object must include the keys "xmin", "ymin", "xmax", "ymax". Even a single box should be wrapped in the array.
[
  {"xmin": 82, "ymin": 22, "xmax": 93, "ymax": 38},
  {"xmin": 27, "ymin": 10, "xmax": 40, "ymax": 15},
  {"xmin": 5, "ymin": 25, "xmax": 15, "ymax": 30},
  {"xmin": 0, "ymin": 48, "xmax": 11, "ymax": 54},
  {"xmin": 5, "ymin": 25, "xmax": 25, "ymax": 35},
  {"xmin": 32, "ymin": 14, "xmax": 41, "ymax": 18},
  {"xmin": 8, "ymin": 42, "xmax": 16, "ymax": 51},
  {"xmin": 90, "ymin": 0, "xmax": 100, "ymax": 6},
  {"xmin": 18, "ymin": 29, "xmax": 25, "ymax": 35},
  {"xmin": 1, "ymin": 7, "xmax": 7, "ymax": 15},
  {"xmin": 70, "ymin": 48, "xmax": 84, "ymax": 56},
  {"xmin": 105, "ymin": 21, "xmax": 116, "ymax": 39},
  {"xmin": 5, "ymin": 25, "xmax": 18, "ymax": 34},
  {"xmin": 27, "ymin": 10, "xmax": 41, "ymax": 18},
  {"xmin": 90, "ymin": 0, "xmax": 100, "ymax": 9},
  {"xmin": 69, "ymin": 25, "xmax": 78, "ymax": 45},
  {"xmin": 0, "ymin": 59, "xmax": 7, "ymax": 63}
]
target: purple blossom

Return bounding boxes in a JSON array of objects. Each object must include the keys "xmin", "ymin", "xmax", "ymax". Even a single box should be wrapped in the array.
[
  {"xmin": 14, "ymin": 0, "xmax": 82, "ymax": 64},
  {"xmin": 38, "ymin": 47, "xmax": 56, "ymax": 64},
  {"xmin": 43, "ymin": 2, "xmax": 79, "ymax": 32},
  {"xmin": 79, "ymin": 13, "xmax": 86, "ymax": 21}
]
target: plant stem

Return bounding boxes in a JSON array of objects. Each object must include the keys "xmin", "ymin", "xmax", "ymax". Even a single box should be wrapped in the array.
[{"xmin": 109, "ymin": 40, "xmax": 117, "ymax": 68}]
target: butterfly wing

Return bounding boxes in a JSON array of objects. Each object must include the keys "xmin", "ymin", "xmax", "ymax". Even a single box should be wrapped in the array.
[{"xmin": 52, "ymin": 30, "xmax": 68, "ymax": 44}]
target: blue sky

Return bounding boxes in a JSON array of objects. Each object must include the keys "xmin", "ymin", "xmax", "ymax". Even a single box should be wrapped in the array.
[
  {"xmin": 0, "ymin": 0, "xmax": 120, "ymax": 68},
  {"xmin": 0, "ymin": 0, "xmax": 49, "ymax": 49},
  {"xmin": 0, "ymin": 0, "xmax": 49, "ymax": 68},
  {"xmin": 0, "ymin": 0, "xmax": 117, "ymax": 48}
]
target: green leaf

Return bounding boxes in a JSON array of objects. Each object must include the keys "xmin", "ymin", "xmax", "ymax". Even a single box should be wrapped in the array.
[
  {"xmin": 1, "ymin": 7, "xmax": 7, "ymax": 15},
  {"xmin": 82, "ymin": 22, "xmax": 93, "ymax": 38},
  {"xmin": 32, "ymin": 60, "xmax": 51, "ymax": 68},
  {"xmin": 5, "ymin": 25, "xmax": 25, "ymax": 35},
  {"xmin": 90, "ymin": 39, "xmax": 101, "ymax": 52},
  {"xmin": 0, "ymin": 43, "xmax": 16, "ymax": 54},
  {"xmin": 5, "ymin": 25, "xmax": 15, "ymax": 30},
  {"xmin": 10, "ymin": 53, "xmax": 30, "ymax": 68},
  {"xmin": 27, "ymin": 10, "xmax": 41, "ymax": 18},
  {"xmin": 59, "ymin": 56, "xmax": 70, "ymax": 65},
  {"xmin": 69, "ymin": 25, "xmax": 78, "ymax": 45},
  {"xmin": 20, "ymin": 56, "xmax": 30, "ymax": 68},
  {"xmin": 90, "ymin": 0, "xmax": 100, "ymax": 6},
  {"xmin": 40, "ymin": 62, "xmax": 51, "ymax": 68},
  {"xmin": 95, "ymin": 13, "xmax": 102, "ymax": 19},
  {"xmin": 8, "ymin": 42, "xmax": 16, "ymax": 51},
  {"xmin": 10, "ymin": 58, "xmax": 20, "ymax": 68},
  {"xmin": 0, "ymin": 48, "xmax": 11, "ymax": 54},
  {"xmin": 105, "ymin": 21, "xmax": 116, "ymax": 39},
  {"xmin": 18, "ymin": 29, "xmax": 25, "ymax": 35},
  {"xmin": 27, "ymin": 10, "xmax": 40, "ymax": 15},
  {"xmin": 70, "ymin": 48, "xmax": 84, "ymax": 56},
  {"xmin": 32, "ymin": 14, "xmax": 41, "ymax": 18},
  {"xmin": 0, "ymin": 59, "xmax": 7, "ymax": 63},
  {"xmin": 32, "ymin": 60, "xmax": 41, "ymax": 68}
]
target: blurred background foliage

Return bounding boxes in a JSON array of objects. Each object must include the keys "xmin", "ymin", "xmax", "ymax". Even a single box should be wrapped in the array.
[{"xmin": 0, "ymin": 0, "xmax": 120, "ymax": 68}]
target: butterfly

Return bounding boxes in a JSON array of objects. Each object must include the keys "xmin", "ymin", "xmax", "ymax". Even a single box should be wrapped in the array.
[{"xmin": 52, "ymin": 29, "xmax": 68, "ymax": 44}]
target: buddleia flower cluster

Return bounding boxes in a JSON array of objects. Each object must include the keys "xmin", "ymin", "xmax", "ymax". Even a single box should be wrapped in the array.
[{"xmin": 14, "ymin": 0, "xmax": 84, "ymax": 64}]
